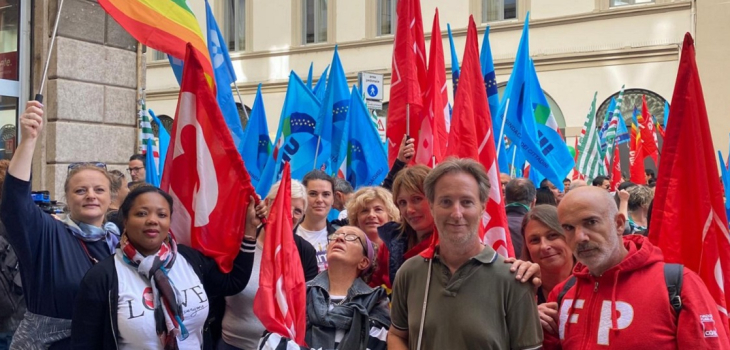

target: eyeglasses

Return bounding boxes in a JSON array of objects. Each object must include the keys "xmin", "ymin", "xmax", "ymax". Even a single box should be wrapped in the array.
[
  {"xmin": 68, "ymin": 162, "xmax": 107, "ymax": 174},
  {"xmin": 328, "ymin": 232, "xmax": 367, "ymax": 254},
  {"xmin": 127, "ymin": 167, "xmax": 144, "ymax": 174}
]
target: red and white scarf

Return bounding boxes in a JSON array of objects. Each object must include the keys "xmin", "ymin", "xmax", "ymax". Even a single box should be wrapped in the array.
[{"xmin": 119, "ymin": 235, "xmax": 188, "ymax": 350}]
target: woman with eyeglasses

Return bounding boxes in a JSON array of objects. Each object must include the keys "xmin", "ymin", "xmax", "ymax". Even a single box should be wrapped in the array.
[
  {"xmin": 0, "ymin": 102, "xmax": 120, "ymax": 349},
  {"xmin": 71, "ymin": 185, "xmax": 260, "ymax": 350},
  {"xmin": 260, "ymin": 226, "xmax": 390, "ymax": 350}
]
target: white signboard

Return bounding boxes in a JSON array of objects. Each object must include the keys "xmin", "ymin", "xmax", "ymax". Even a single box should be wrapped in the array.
[
  {"xmin": 360, "ymin": 72, "xmax": 384, "ymax": 102},
  {"xmin": 376, "ymin": 116, "xmax": 387, "ymax": 144}
]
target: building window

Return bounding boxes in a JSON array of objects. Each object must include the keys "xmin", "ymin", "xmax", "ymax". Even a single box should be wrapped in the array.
[
  {"xmin": 482, "ymin": 0, "xmax": 517, "ymax": 23},
  {"xmin": 151, "ymin": 49, "xmax": 166, "ymax": 61},
  {"xmin": 609, "ymin": 0, "xmax": 654, "ymax": 7},
  {"xmin": 224, "ymin": 0, "xmax": 246, "ymax": 52},
  {"xmin": 377, "ymin": 0, "xmax": 397, "ymax": 36},
  {"xmin": 303, "ymin": 0, "xmax": 327, "ymax": 44},
  {"xmin": 0, "ymin": 0, "xmax": 20, "ymax": 160}
]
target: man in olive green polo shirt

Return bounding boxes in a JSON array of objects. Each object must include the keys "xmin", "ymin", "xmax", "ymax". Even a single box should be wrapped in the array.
[{"xmin": 388, "ymin": 158, "xmax": 543, "ymax": 350}]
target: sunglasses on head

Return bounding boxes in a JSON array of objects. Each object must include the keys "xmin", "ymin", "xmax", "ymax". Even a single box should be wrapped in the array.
[{"xmin": 67, "ymin": 162, "xmax": 107, "ymax": 174}]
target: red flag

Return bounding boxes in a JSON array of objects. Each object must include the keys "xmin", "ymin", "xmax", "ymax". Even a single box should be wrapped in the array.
[
  {"xmin": 253, "ymin": 163, "xmax": 307, "ymax": 346},
  {"xmin": 415, "ymin": 9, "xmax": 448, "ymax": 167},
  {"xmin": 386, "ymin": 0, "xmax": 427, "ymax": 167},
  {"xmin": 610, "ymin": 146, "xmax": 622, "ymax": 191},
  {"xmin": 160, "ymin": 44, "xmax": 256, "ymax": 273},
  {"xmin": 444, "ymin": 16, "xmax": 514, "ymax": 258},
  {"xmin": 649, "ymin": 33, "xmax": 730, "ymax": 330},
  {"xmin": 639, "ymin": 95, "xmax": 659, "ymax": 164},
  {"xmin": 629, "ymin": 122, "xmax": 646, "ymax": 185}
]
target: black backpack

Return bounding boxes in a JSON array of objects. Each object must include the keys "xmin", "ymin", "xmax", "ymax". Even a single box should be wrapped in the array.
[
  {"xmin": 0, "ymin": 232, "xmax": 23, "ymax": 322},
  {"xmin": 557, "ymin": 263, "xmax": 684, "ymax": 316}
]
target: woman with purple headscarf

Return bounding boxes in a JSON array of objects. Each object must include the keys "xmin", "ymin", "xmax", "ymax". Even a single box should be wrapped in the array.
[{"xmin": 259, "ymin": 225, "xmax": 390, "ymax": 350}]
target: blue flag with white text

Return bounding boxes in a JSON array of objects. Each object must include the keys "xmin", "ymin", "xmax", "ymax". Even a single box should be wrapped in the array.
[
  {"xmin": 315, "ymin": 47, "xmax": 351, "ymax": 175},
  {"xmin": 256, "ymin": 72, "xmax": 323, "ymax": 197}
]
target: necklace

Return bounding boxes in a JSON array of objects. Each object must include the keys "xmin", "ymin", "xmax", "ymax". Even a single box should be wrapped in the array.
[{"xmin": 331, "ymin": 296, "xmax": 348, "ymax": 306}]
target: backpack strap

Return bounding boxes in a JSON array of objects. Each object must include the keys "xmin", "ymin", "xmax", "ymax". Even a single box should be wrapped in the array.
[
  {"xmin": 664, "ymin": 263, "xmax": 684, "ymax": 316},
  {"xmin": 557, "ymin": 276, "xmax": 577, "ymax": 307}
]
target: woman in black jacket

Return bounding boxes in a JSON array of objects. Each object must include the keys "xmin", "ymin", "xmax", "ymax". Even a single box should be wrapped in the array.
[{"xmin": 71, "ymin": 186, "xmax": 262, "ymax": 349}]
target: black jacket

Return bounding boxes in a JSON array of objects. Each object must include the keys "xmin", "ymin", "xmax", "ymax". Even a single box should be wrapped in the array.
[
  {"xmin": 505, "ymin": 204, "xmax": 530, "ymax": 258},
  {"xmin": 381, "ymin": 159, "xmax": 407, "ymax": 191},
  {"xmin": 70, "ymin": 244, "xmax": 255, "ymax": 350}
]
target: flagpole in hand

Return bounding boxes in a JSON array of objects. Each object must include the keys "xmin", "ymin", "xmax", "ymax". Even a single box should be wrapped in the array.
[{"xmin": 34, "ymin": 0, "xmax": 66, "ymax": 103}]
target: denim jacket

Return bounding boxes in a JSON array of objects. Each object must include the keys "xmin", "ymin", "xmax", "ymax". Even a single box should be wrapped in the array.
[{"xmin": 305, "ymin": 272, "xmax": 390, "ymax": 350}]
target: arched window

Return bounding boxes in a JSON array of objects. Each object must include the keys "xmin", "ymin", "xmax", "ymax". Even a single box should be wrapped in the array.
[
  {"xmin": 151, "ymin": 114, "xmax": 173, "ymax": 137},
  {"xmin": 596, "ymin": 88, "xmax": 668, "ymax": 126}
]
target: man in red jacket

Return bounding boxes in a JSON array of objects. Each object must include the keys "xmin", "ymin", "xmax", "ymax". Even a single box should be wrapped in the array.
[{"xmin": 540, "ymin": 186, "xmax": 730, "ymax": 349}]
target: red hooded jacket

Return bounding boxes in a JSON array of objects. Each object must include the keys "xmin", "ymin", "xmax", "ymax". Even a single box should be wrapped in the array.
[{"xmin": 544, "ymin": 235, "xmax": 730, "ymax": 349}]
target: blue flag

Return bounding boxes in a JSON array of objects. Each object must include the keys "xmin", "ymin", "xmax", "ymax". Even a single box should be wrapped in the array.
[
  {"xmin": 144, "ymin": 138, "xmax": 160, "ymax": 187},
  {"xmin": 516, "ymin": 59, "xmax": 573, "ymax": 191},
  {"xmin": 306, "ymin": 62, "xmax": 314, "ymax": 90},
  {"xmin": 206, "ymin": 0, "xmax": 246, "ymax": 157},
  {"xmin": 315, "ymin": 47, "xmax": 351, "ymax": 175},
  {"xmin": 167, "ymin": 55, "xmax": 184, "ymax": 85},
  {"xmin": 312, "ymin": 65, "xmax": 329, "ymax": 101},
  {"xmin": 346, "ymin": 86, "xmax": 388, "ymax": 189},
  {"xmin": 719, "ymin": 151, "xmax": 730, "ymax": 221},
  {"xmin": 148, "ymin": 109, "xmax": 169, "ymax": 177},
  {"xmin": 663, "ymin": 100, "xmax": 670, "ymax": 129},
  {"xmin": 616, "ymin": 112, "xmax": 630, "ymax": 145},
  {"xmin": 599, "ymin": 97, "xmax": 616, "ymax": 154},
  {"xmin": 447, "ymin": 23, "xmax": 461, "ymax": 97},
  {"xmin": 497, "ymin": 13, "xmax": 530, "ymax": 146},
  {"xmin": 242, "ymin": 84, "xmax": 271, "ymax": 189},
  {"xmin": 256, "ymin": 72, "xmax": 322, "ymax": 197},
  {"xmin": 480, "ymin": 26, "xmax": 509, "ymax": 174}
]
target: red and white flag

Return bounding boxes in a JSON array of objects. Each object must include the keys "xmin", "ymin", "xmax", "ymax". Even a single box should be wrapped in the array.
[
  {"xmin": 415, "ymin": 9, "xmax": 449, "ymax": 167},
  {"xmin": 444, "ymin": 16, "xmax": 514, "ymax": 258},
  {"xmin": 386, "ymin": 0, "xmax": 427, "ymax": 166},
  {"xmin": 160, "ymin": 44, "xmax": 256, "ymax": 273},
  {"xmin": 639, "ymin": 95, "xmax": 659, "ymax": 164},
  {"xmin": 254, "ymin": 163, "xmax": 307, "ymax": 346},
  {"xmin": 649, "ymin": 33, "xmax": 730, "ymax": 330}
]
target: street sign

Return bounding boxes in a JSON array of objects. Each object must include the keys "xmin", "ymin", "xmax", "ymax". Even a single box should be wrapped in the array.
[
  {"xmin": 366, "ymin": 100, "xmax": 382, "ymax": 110},
  {"xmin": 358, "ymin": 72, "xmax": 384, "ymax": 102},
  {"xmin": 376, "ymin": 116, "xmax": 387, "ymax": 144}
]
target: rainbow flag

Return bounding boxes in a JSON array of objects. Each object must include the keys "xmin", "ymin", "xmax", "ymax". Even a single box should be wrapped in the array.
[{"xmin": 99, "ymin": 0, "xmax": 213, "ymax": 76}]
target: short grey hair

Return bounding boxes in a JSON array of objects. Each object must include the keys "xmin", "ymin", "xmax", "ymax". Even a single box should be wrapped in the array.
[
  {"xmin": 266, "ymin": 179, "xmax": 307, "ymax": 212},
  {"xmin": 423, "ymin": 157, "xmax": 490, "ymax": 204},
  {"xmin": 505, "ymin": 178, "xmax": 536, "ymax": 206},
  {"xmin": 334, "ymin": 177, "xmax": 354, "ymax": 194}
]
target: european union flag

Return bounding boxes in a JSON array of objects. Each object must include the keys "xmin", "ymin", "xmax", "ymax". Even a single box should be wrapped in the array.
[
  {"xmin": 346, "ymin": 86, "xmax": 388, "ymax": 188},
  {"xmin": 447, "ymin": 23, "xmax": 461, "ymax": 97},
  {"xmin": 242, "ymin": 84, "xmax": 271, "ymax": 189},
  {"xmin": 256, "ymin": 72, "xmax": 322, "ymax": 197},
  {"xmin": 315, "ymin": 47, "xmax": 350, "ymax": 175},
  {"xmin": 148, "ymin": 109, "xmax": 169, "ymax": 177},
  {"xmin": 205, "ymin": 0, "xmax": 246, "ymax": 158}
]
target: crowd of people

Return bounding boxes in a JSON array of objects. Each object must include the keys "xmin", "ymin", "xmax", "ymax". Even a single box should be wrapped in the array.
[{"xmin": 0, "ymin": 101, "xmax": 728, "ymax": 349}]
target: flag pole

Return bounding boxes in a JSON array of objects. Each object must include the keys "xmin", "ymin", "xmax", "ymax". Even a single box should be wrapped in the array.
[
  {"xmin": 496, "ymin": 98, "xmax": 510, "ymax": 155},
  {"xmin": 232, "ymin": 82, "xmax": 250, "ymax": 123},
  {"xmin": 406, "ymin": 103, "xmax": 411, "ymax": 139},
  {"xmin": 313, "ymin": 136, "xmax": 321, "ymax": 170},
  {"xmin": 510, "ymin": 143, "xmax": 517, "ymax": 177}
]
